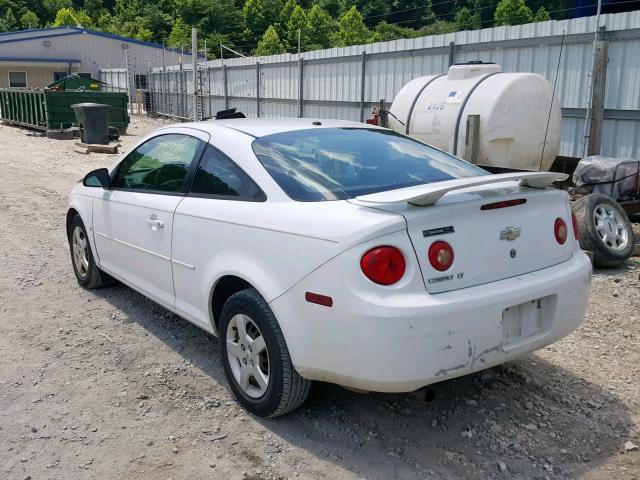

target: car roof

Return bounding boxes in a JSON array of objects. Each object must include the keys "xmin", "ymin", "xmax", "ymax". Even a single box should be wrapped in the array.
[{"xmin": 176, "ymin": 117, "xmax": 378, "ymax": 138}]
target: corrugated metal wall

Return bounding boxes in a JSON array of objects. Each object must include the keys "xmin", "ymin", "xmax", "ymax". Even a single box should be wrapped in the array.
[
  {"xmin": 1, "ymin": 29, "xmax": 183, "ymax": 79},
  {"xmin": 148, "ymin": 11, "xmax": 640, "ymax": 159}
]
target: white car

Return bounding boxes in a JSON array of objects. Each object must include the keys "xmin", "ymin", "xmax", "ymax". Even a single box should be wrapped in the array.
[{"xmin": 67, "ymin": 118, "xmax": 592, "ymax": 417}]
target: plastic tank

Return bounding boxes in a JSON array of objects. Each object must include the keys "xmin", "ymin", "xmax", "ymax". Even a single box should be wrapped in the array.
[{"xmin": 388, "ymin": 62, "xmax": 561, "ymax": 171}]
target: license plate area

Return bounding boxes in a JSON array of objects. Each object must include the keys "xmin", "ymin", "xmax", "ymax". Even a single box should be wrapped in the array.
[{"xmin": 502, "ymin": 296, "xmax": 553, "ymax": 344}]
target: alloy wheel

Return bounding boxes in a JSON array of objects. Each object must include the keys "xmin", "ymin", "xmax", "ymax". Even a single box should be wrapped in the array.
[
  {"xmin": 593, "ymin": 203, "xmax": 629, "ymax": 251},
  {"xmin": 226, "ymin": 313, "xmax": 270, "ymax": 399}
]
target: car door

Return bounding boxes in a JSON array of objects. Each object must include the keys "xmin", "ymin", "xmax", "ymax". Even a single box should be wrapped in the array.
[
  {"xmin": 172, "ymin": 143, "xmax": 267, "ymax": 329},
  {"xmin": 92, "ymin": 129, "xmax": 208, "ymax": 308}
]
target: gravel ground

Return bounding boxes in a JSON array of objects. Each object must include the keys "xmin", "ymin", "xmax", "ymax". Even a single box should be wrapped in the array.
[{"xmin": 0, "ymin": 116, "xmax": 639, "ymax": 480}]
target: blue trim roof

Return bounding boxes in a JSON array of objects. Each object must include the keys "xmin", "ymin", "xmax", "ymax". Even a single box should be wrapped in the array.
[
  {"xmin": 0, "ymin": 26, "xmax": 195, "ymax": 56},
  {"xmin": 0, "ymin": 56, "xmax": 81, "ymax": 63}
]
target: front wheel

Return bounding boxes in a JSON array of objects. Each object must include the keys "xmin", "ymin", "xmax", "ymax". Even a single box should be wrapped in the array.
[
  {"xmin": 68, "ymin": 215, "xmax": 114, "ymax": 288},
  {"xmin": 219, "ymin": 289, "xmax": 311, "ymax": 417}
]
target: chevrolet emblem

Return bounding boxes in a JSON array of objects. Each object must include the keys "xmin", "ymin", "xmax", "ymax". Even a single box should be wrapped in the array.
[{"xmin": 500, "ymin": 226, "xmax": 521, "ymax": 241}]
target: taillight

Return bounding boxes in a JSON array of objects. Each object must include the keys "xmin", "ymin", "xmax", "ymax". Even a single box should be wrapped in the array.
[
  {"xmin": 571, "ymin": 212, "xmax": 579, "ymax": 240},
  {"xmin": 428, "ymin": 241, "xmax": 454, "ymax": 271},
  {"xmin": 554, "ymin": 218, "xmax": 567, "ymax": 245},
  {"xmin": 360, "ymin": 246, "xmax": 406, "ymax": 285}
]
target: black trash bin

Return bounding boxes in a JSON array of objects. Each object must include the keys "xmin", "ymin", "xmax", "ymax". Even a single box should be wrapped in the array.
[{"xmin": 71, "ymin": 103, "xmax": 111, "ymax": 145}]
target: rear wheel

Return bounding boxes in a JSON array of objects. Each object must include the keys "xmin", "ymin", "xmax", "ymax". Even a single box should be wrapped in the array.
[
  {"xmin": 68, "ymin": 215, "xmax": 115, "ymax": 288},
  {"xmin": 572, "ymin": 193, "xmax": 634, "ymax": 268},
  {"xmin": 219, "ymin": 288, "xmax": 311, "ymax": 417}
]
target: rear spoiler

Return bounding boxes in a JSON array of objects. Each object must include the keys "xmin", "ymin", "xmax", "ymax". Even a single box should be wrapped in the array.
[{"xmin": 355, "ymin": 172, "xmax": 568, "ymax": 206}]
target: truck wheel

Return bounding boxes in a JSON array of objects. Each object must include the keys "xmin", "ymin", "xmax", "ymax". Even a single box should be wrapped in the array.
[
  {"xmin": 572, "ymin": 193, "xmax": 634, "ymax": 268},
  {"xmin": 219, "ymin": 288, "xmax": 311, "ymax": 417}
]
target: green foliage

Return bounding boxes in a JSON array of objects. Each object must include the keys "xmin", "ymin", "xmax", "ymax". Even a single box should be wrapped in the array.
[
  {"xmin": 255, "ymin": 24, "xmax": 286, "ymax": 55},
  {"xmin": 307, "ymin": 4, "xmax": 334, "ymax": 49},
  {"xmin": 168, "ymin": 17, "xmax": 191, "ymax": 47},
  {"xmin": 372, "ymin": 21, "xmax": 416, "ymax": 42},
  {"xmin": 19, "ymin": 10, "xmax": 40, "ymax": 29},
  {"xmin": 494, "ymin": 0, "xmax": 533, "ymax": 26},
  {"xmin": 286, "ymin": 5, "xmax": 308, "ymax": 51},
  {"xmin": 135, "ymin": 26, "xmax": 154, "ymax": 41},
  {"xmin": 52, "ymin": 7, "xmax": 76, "ymax": 25},
  {"xmin": 455, "ymin": 7, "xmax": 481, "ymax": 31},
  {"xmin": 333, "ymin": 5, "xmax": 370, "ymax": 47},
  {"xmin": 533, "ymin": 5, "xmax": 550, "ymax": 21},
  {"xmin": 0, "ymin": 0, "xmax": 568, "ymax": 53},
  {"xmin": 1, "ymin": 7, "xmax": 17, "ymax": 31}
]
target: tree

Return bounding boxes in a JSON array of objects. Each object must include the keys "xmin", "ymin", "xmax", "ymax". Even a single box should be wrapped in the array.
[
  {"xmin": 255, "ymin": 24, "xmax": 286, "ymax": 55},
  {"xmin": 53, "ymin": 7, "xmax": 77, "ymax": 26},
  {"xmin": 372, "ymin": 21, "xmax": 416, "ymax": 42},
  {"xmin": 74, "ymin": 10, "xmax": 93, "ymax": 27},
  {"xmin": 20, "ymin": 10, "xmax": 40, "ymax": 29},
  {"xmin": 1, "ymin": 8, "xmax": 17, "ymax": 31},
  {"xmin": 286, "ymin": 5, "xmax": 308, "ymax": 51},
  {"xmin": 416, "ymin": 19, "xmax": 458, "ymax": 36},
  {"xmin": 307, "ymin": 5, "xmax": 334, "ymax": 49},
  {"xmin": 135, "ymin": 26, "xmax": 154, "ymax": 41},
  {"xmin": 455, "ymin": 6, "xmax": 481, "ymax": 31},
  {"xmin": 168, "ymin": 17, "xmax": 192, "ymax": 48},
  {"xmin": 43, "ymin": 0, "xmax": 73, "ymax": 21},
  {"xmin": 243, "ymin": 0, "xmax": 281, "ymax": 45},
  {"xmin": 333, "ymin": 5, "xmax": 370, "ymax": 47},
  {"xmin": 533, "ymin": 6, "xmax": 550, "ymax": 21},
  {"xmin": 494, "ymin": 0, "xmax": 533, "ymax": 26},
  {"xmin": 277, "ymin": 0, "xmax": 298, "ymax": 39}
]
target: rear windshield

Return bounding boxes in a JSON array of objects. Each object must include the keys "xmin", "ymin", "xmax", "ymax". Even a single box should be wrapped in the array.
[{"xmin": 252, "ymin": 128, "xmax": 487, "ymax": 201}]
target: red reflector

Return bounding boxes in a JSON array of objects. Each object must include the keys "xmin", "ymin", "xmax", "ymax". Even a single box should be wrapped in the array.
[
  {"xmin": 571, "ymin": 212, "xmax": 579, "ymax": 240},
  {"xmin": 305, "ymin": 292, "xmax": 333, "ymax": 307},
  {"xmin": 428, "ymin": 241, "xmax": 454, "ymax": 271},
  {"xmin": 554, "ymin": 217, "xmax": 568, "ymax": 245},
  {"xmin": 360, "ymin": 246, "xmax": 406, "ymax": 285},
  {"xmin": 480, "ymin": 198, "xmax": 527, "ymax": 210}
]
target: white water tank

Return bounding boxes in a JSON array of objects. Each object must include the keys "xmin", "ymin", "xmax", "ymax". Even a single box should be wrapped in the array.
[{"xmin": 388, "ymin": 62, "xmax": 561, "ymax": 171}]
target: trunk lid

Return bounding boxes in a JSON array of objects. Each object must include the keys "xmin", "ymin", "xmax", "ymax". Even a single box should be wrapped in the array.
[{"xmin": 352, "ymin": 178, "xmax": 574, "ymax": 294}]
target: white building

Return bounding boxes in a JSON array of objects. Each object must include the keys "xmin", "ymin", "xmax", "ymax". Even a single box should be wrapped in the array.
[{"xmin": 0, "ymin": 26, "xmax": 187, "ymax": 89}]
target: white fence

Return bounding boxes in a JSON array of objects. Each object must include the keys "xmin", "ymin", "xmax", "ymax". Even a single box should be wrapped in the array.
[{"xmin": 148, "ymin": 11, "xmax": 640, "ymax": 160}]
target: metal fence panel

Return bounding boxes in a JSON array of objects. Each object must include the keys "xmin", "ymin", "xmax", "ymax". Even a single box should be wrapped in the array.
[{"xmin": 147, "ymin": 11, "xmax": 640, "ymax": 159}]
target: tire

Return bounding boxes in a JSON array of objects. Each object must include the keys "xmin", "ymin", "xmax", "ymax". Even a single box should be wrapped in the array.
[
  {"xmin": 68, "ymin": 215, "xmax": 115, "ymax": 288},
  {"xmin": 219, "ymin": 288, "xmax": 311, "ymax": 417},
  {"xmin": 572, "ymin": 193, "xmax": 634, "ymax": 268}
]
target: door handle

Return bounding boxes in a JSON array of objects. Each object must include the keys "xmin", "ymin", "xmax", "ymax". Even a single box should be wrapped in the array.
[{"xmin": 146, "ymin": 217, "xmax": 164, "ymax": 229}]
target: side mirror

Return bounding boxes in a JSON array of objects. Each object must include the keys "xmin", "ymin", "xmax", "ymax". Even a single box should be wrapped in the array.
[{"xmin": 83, "ymin": 168, "xmax": 111, "ymax": 189}]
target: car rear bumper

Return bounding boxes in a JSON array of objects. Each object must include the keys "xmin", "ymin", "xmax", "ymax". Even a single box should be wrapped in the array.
[{"xmin": 270, "ymin": 250, "xmax": 592, "ymax": 392}]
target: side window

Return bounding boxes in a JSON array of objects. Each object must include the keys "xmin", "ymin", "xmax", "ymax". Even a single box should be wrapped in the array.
[
  {"xmin": 112, "ymin": 134, "xmax": 202, "ymax": 193},
  {"xmin": 190, "ymin": 145, "xmax": 265, "ymax": 200}
]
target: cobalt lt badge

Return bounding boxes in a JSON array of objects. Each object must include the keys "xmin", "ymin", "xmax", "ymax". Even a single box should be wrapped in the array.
[{"xmin": 500, "ymin": 226, "xmax": 521, "ymax": 241}]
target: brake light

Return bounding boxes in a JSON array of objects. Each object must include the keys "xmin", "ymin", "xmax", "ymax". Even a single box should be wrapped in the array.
[
  {"xmin": 360, "ymin": 246, "xmax": 406, "ymax": 285},
  {"xmin": 480, "ymin": 198, "xmax": 527, "ymax": 210},
  {"xmin": 554, "ymin": 218, "xmax": 567, "ymax": 245},
  {"xmin": 571, "ymin": 212, "xmax": 579, "ymax": 240},
  {"xmin": 428, "ymin": 241, "xmax": 454, "ymax": 271}
]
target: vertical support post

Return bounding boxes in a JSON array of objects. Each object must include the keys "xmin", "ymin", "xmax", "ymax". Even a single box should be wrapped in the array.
[
  {"xmin": 223, "ymin": 64, "xmax": 229, "ymax": 110},
  {"xmin": 359, "ymin": 51, "xmax": 367, "ymax": 123},
  {"xmin": 587, "ymin": 37, "xmax": 608, "ymax": 156},
  {"xmin": 124, "ymin": 47, "xmax": 133, "ymax": 117},
  {"xmin": 256, "ymin": 61, "xmax": 261, "ymax": 118},
  {"xmin": 465, "ymin": 114, "xmax": 481, "ymax": 164},
  {"xmin": 297, "ymin": 56, "xmax": 304, "ymax": 118},
  {"xmin": 448, "ymin": 41, "xmax": 456, "ymax": 67},
  {"xmin": 192, "ymin": 27, "xmax": 198, "ymax": 121},
  {"xmin": 379, "ymin": 99, "xmax": 388, "ymax": 128}
]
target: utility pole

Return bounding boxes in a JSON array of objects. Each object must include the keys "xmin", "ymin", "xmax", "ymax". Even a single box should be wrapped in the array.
[
  {"xmin": 582, "ymin": 0, "xmax": 603, "ymax": 157},
  {"xmin": 192, "ymin": 28, "xmax": 198, "ymax": 121}
]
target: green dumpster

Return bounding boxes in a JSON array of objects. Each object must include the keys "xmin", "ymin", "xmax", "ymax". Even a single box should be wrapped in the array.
[{"xmin": 0, "ymin": 89, "xmax": 129, "ymax": 132}]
